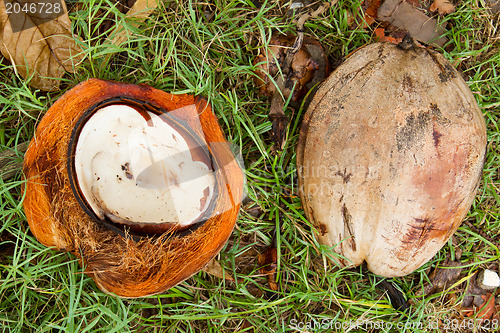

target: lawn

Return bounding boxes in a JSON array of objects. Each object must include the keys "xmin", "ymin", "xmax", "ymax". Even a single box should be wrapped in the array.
[{"xmin": 0, "ymin": 0, "xmax": 499, "ymax": 332}]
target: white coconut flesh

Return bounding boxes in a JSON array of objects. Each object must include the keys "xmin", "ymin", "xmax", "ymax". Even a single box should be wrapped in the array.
[{"xmin": 74, "ymin": 104, "xmax": 215, "ymax": 228}]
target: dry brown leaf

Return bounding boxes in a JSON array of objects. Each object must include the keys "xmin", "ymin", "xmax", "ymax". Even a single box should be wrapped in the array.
[
  {"xmin": 429, "ymin": 0, "xmax": 456, "ymax": 15},
  {"xmin": 462, "ymin": 293, "xmax": 500, "ymax": 320},
  {"xmin": 258, "ymin": 246, "xmax": 278, "ymax": 291},
  {"xmin": 108, "ymin": 0, "xmax": 158, "ymax": 47},
  {"xmin": 374, "ymin": 27, "xmax": 403, "ymax": 44},
  {"xmin": 474, "ymin": 293, "xmax": 499, "ymax": 320},
  {"xmin": 423, "ymin": 259, "xmax": 463, "ymax": 295},
  {"xmin": 104, "ymin": 0, "xmax": 158, "ymax": 63},
  {"xmin": 202, "ymin": 258, "xmax": 236, "ymax": 282},
  {"xmin": 362, "ymin": 0, "xmax": 382, "ymax": 26},
  {"xmin": 377, "ymin": 0, "xmax": 448, "ymax": 47},
  {"xmin": 0, "ymin": 0, "xmax": 83, "ymax": 91}
]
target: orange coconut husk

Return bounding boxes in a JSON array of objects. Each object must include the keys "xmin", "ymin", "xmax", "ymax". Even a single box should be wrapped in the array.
[{"xmin": 23, "ymin": 79, "xmax": 244, "ymax": 298}]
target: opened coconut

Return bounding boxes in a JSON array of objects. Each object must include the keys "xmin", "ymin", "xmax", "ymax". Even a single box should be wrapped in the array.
[
  {"xmin": 297, "ymin": 41, "xmax": 487, "ymax": 277},
  {"xmin": 23, "ymin": 79, "xmax": 245, "ymax": 297}
]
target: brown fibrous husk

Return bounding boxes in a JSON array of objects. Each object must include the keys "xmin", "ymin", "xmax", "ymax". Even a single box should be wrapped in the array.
[{"xmin": 23, "ymin": 79, "xmax": 244, "ymax": 298}]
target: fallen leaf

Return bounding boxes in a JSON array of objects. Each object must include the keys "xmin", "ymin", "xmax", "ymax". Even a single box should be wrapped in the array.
[
  {"xmin": 429, "ymin": 0, "xmax": 455, "ymax": 15},
  {"xmin": 374, "ymin": 27, "xmax": 403, "ymax": 44},
  {"xmin": 405, "ymin": 0, "xmax": 423, "ymax": 6},
  {"xmin": 423, "ymin": 259, "xmax": 463, "ymax": 295},
  {"xmin": 103, "ymin": 0, "xmax": 158, "ymax": 64},
  {"xmin": 0, "ymin": 0, "xmax": 83, "ymax": 91},
  {"xmin": 108, "ymin": 0, "xmax": 157, "ymax": 47},
  {"xmin": 377, "ymin": 0, "xmax": 448, "ymax": 47},
  {"xmin": 474, "ymin": 293, "xmax": 498, "ymax": 320},
  {"xmin": 362, "ymin": 0, "xmax": 382, "ymax": 26},
  {"xmin": 202, "ymin": 258, "xmax": 236, "ymax": 282},
  {"xmin": 463, "ymin": 292, "xmax": 500, "ymax": 320},
  {"xmin": 302, "ymin": 36, "xmax": 330, "ymax": 93},
  {"xmin": 258, "ymin": 246, "xmax": 278, "ymax": 292},
  {"xmin": 245, "ymin": 284, "xmax": 264, "ymax": 298}
]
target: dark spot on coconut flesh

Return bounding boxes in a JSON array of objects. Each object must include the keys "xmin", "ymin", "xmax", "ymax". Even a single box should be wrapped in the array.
[
  {"xmin": 429, "ymin": 104, "xmax": 448, "ymax": 123},
  {"xmin": 121, "ymin": 162, "xmax": 133, "ymax": 179},
  {"xmin": 396, "ymin": 104, "xmax": 449, "ymax": 152}
]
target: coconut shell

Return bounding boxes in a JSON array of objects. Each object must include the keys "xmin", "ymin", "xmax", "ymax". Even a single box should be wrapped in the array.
[
  {"xmin": 297, "ymin": 42, "xmax": 487, "ymax": 277},
  {"xmin": 23, "ymin": 79, "xmax": 244, "ymax": 297}
]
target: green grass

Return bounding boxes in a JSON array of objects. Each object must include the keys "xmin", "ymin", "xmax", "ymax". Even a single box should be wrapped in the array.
[{"xmin": 1, "ymin": 0, "xmax": 499, "ymax": 331}]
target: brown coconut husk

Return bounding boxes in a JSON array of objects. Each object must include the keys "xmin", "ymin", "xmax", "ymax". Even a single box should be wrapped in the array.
[{"xmin": 23, "ymin": 79, "xmax": 244, "ymax": 298}]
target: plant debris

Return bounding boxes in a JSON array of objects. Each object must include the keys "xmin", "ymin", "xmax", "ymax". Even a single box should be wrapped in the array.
[
  {"xmin": 361, "ymin": 0, "xmax": 382, "ymax": 26},
  {"xmin": 461, "ymin": 268, "xmax": 500, "ymax": 320},
  {"xmin": 202, "ymin": 258, "xmax": 237, "ymax": 282},
  {"xmin": 377, "ymin": 278, "xmax": 409, "ymax": 311},
  {"xmin": 423, "ymin": 259, "xmax": 464, "ymax": 295},
  {"xmin": 258, "ymin": 245, "xmax": 278, "ymax": 292},
  {"xmin": 253, "ymin": 2, "xmax": 332, "ymax": 151},
  {"xmin": 0, "ymin": 142, "xmax": 28, "ymax": 180},
  {"xmin": 107, "ymin": 0, "xmax": 158, "ymax": 49},
  {"xmin": 253, "ymin": 34, "xmax": 319, "ymax": 103},
  {"xmin": 462, "ymin": 292, "xmax": 500, "ymax": 320},
  {"xmin": 377, "ymin": 0, "xmax": 448, "ymax": 47},
  {"xmin": 0, "ymin": 0, "xmax": 83, "ymax": 91},
  {"xmin": 374, "ymin": 24, "xmax": 408, "ymax": 44},
  {"xmin": 429, "ymin": 0, "xmax": 456, "ymax": 15}
]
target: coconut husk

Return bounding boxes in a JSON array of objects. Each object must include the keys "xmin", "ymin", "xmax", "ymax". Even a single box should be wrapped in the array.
[{"xmin": 23, "ymin": 79, "xmax": 244, "ymax": 298}]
